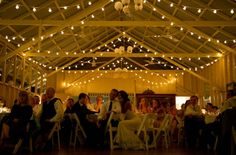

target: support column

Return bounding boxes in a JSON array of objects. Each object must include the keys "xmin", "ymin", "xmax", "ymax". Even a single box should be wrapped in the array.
[
  {"xmin": 13, "ymin": 56, "xmax": 17, "ymax": 86},
  {"xmin": 21, "ymin": 57, "xmax": 26, "ymax": 88},
  {"xmin": 2, "ymin": 60, "xmax": 7, "ymax": 83}
]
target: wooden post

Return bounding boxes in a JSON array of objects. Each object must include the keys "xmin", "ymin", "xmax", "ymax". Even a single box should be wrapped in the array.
[
  {"xmin": 21, "ymin": 57, "xmax": 26, "ymax": 88},
  {"xmin": 2, "ymin": 60, "xmax": 7, "ymax": 83},
  {"xmin": 13, "ymin": 56, "xmax": 17, "ymax": 86}
]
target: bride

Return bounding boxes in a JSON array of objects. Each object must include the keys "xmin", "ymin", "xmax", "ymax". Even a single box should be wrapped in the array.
[{"xmin": 115, "ymin": 90, "xmax": 144, "ymax": 150}]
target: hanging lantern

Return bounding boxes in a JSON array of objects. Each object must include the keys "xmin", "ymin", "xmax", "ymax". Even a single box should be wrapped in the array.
[
  {"xmin": 127, "ymin": 46, "xmax": 133, "ymax": 53},
  {"xmin": 114, "ymin": 1, "xmax": 123, "ymax": 11},
  {"xmin": 123, "ymin": 5, "xmax": 130, "ymax": 14},
  {"xmin": 134, "ymin": 4, "xmax": 143, "ymax": 11},
  {"xmin": 121, "ymin": 0, "xmax": 130, "ymax": 5},
  {"xmin": 119, "ymin": 46, "xmax": 125, "ymax": 53},
  {"xmin": 114, "ymin": 48, "xmax": 120, "ymax": 53},
  {"xmin": 134, "ymin": 0, "xmax": 143, "ymax": 6}
]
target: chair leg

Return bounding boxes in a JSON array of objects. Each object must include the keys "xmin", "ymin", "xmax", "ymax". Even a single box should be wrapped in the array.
[
  {"xmin": 13, "ymin": 139, "xmax": 23, "ymax": 154},
  {"xmin": 57, "ymin": 131, "xmax": 60, "ymax": 150},
  {"xmin": 214, "ymin": 136, "xmax": 218, "ymax": 151}
]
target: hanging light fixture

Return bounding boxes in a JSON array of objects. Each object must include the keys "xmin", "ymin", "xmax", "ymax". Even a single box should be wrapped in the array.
[
  {"xmin": 114, "ymin": 0, "xmax": 143, "ymax": 14},
  {"xmin": 114, "ymin": 1, "xmax": 123, "ymax": 11}
]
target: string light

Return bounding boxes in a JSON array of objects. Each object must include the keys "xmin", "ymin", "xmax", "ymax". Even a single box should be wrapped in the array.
[
  {"xmin": 230, "ymin": 9, "xmax": 234, "ymax": 14},
  {"xmin": 33, "ymin": 7, "xmax": 37, "ymax": 12},
  {"xmin": 197, "ymin": 9, "xmax": 201, "ymax": 13},
  {"xmin": 15, "ymin": 4, "xmax": 19, "ymax": 10}
]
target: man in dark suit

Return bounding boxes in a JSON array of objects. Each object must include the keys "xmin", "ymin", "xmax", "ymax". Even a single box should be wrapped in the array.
[{"xmin": 72, "ymin": 93, "xmax": 99, "ymax": 147}]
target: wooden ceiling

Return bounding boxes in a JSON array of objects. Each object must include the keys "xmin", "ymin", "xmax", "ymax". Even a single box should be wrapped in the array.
[{"xmin": 0, "ymin": 0, "xmax": 235, "ymax": 81}]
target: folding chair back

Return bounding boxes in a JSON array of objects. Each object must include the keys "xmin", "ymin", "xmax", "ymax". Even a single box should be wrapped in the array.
[
  {"xmin": 69, "ymin": 113, "xmax": 87, "ymax": 147},
  {"xmin": 106, "ymin": 112, "xmax": 120, "ymax": 150},
  {"xmin": 47, "ymin": 121, "xmax": 61, "ymax": 150}
]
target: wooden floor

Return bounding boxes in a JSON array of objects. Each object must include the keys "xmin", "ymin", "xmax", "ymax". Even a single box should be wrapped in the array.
[{"xmin": 13, "ymin": 145, "xmax": 218, "ymax": 155}]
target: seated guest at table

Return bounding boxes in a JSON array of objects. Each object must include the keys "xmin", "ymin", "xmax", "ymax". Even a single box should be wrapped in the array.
[
  {"xmin": 184, "ymin": 95, "xmax": 204, "ymax": 148},
  {"xmin": 30, "ymin": 95, "xmax": 41, "ymax": 118},
  {"xmin": 94, "ymin": 95, "xmax": 103, "ymax": 113},
  {"xmin": 150, "ymin": 99, "xmax": 160, "ymax": 113},
  {"xmin": 137, "ymin": 97, "xmax": 150, "ymax": 114},
  {"xmin": 201, "ymin": 103, "xmax": 219, "ymax": 149},
  {"xmin": 218, "ymin": 89, "xmax": 236, "ymax": 155},
  {"xmin": 35, "ymin": 87, "xmax": 64, "ymax": 150},
  {"xmin": 0, "ymin": 91, "xmax": 32, "ymax": 145},
  {"xmin": 72, "ymin": 93, "xmax": 99, "ymax": 147},
  {"xmin": 64, "ymin": 98, "xmax": 74, "ymax": 113},
  {"xmin": 85, "ymin": 95, "xmax": 96, "ymax": 112},
  {"xmin": 115, "ymin": 90, "xmax": 144, "ymax": 150},
  {"xmin": 97, "ymin": 89, "xmax": 120, "ymax": 146},
  {"xmin": 98, "ymin": 89, "xmax": 120, "ymax": 121},
  {"xmin": 61, "ymin": 98, "xmax": 74, "ymax": 145}
]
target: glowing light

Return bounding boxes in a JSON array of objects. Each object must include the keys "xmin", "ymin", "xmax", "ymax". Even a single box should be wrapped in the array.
[
  {"xmin": 198, "ymin": 9, "xmax": 201, "ymax": 13},
  {"xmin": 15, "ymin": 4, "xmax": 19, "ymax": 10},
  {"xmin": 33, "ymin": 7, "xmax": 37, "ymax": 12},
  {"xmin": 230, "ymin": 9, "xmax": 234, "ymax": 14}
]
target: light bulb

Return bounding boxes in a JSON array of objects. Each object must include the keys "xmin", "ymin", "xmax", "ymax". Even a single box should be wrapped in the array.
[{"xmin": 230, "ymin": 9, "xmax": 234, "ymax": 14}]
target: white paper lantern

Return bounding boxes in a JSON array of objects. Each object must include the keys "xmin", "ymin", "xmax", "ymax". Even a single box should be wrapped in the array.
[
  {"xmin": 127, "ymin": 46, "xmax": 133, "ymax": 53},
  {"xmin": 114, "ymin": 48, "xmax": 120, "ymax": 53},
  {"xmin": 119, "ymin": 46, "xmax": 125, "ymax": 53},
  {"xmin": 114, "ymin": 1, "xmax": 123, "ymax": 11},
  {"xmin": 134, "ymin": 4, "xmax": 143, "ymax": 11},
  {"xmin": 134, "ymin": 0, "xmax": 143, "ymax": 5},
  {"xmin": 121, "ymin": 0, "xmax": 130, "ymax": 5},
  {"xmin": 123, "ymin": 5, "xmax": 130, "ymax": 14}
]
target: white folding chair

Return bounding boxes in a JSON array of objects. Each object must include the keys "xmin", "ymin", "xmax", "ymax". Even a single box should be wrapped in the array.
[
  {"xmin": 136, "ymin": 113, "xmax": 157, "ymax": 150},
  {"xmin": 69, "ymin": 113, "xmax": 87, "ymax": 147},
  {"xmin": 175, "ymin": 116, "xmax": 184, "ymax": 145},
  {"xmin": 106, "ymin": 112, "xmax": 120, "ymax": 150},
  {"xmin": 148, "ymin": 114, "xmax": 173, "ymax": 149},
  {"xmin": 47, "ymin": 121, "xmax": 61, "ymax": 150}
]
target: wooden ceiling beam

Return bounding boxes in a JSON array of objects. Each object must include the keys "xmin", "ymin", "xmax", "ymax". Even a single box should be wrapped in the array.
[
  {"xmin": 46, "ymin": 33, "xmax": 123, "ymax": 78},
  {"xmin": 26, "ymin": 52, "xmax": 222, "ymax": 58},
  {"xmin": 1, "ymin": 20, "xmax": 236, "ymax": 27},
  {"xmin": 147, "ymin": 2, "xmax": 236, "ymax": 55},
  {"xmin": 0, "ymin": 0, "xmax": 111, "ymax": 63},
  {"xmin": 126, "ymin": 34, "xmax": 222, "ymax": 89}
]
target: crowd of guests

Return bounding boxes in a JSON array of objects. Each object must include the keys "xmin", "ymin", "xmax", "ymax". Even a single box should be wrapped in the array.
[{"xmin": 0, "ymin": 87, "xmax": 235, "ymax": 154}]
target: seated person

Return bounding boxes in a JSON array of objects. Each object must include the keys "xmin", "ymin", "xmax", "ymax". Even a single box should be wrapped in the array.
[
  {"xmin": 61, "ymin": 98, "xmax": 74, "ymax": 144},
  {"xmin": 72, "ymin": 93, "xmax": 99, "ymax": 147},
  {"xmin": 217, "ymin": 89, "xmax": 236, "ymax": 154},
  {"xmin": 94, "ymin": 95, "xmax": 103, "ymax": 113},
  {"xmin": 184, "ymin": 95, "xmax": 204, "ymax": 148},
  {"xmin": 0, "ymin": 91, "xmax": 33, "ymax": 145},
  {"xmin": 35, "ymin": 87, "xmax": 64, "ymax": 150},
  {"xmin": 201, "ymin": 103, "xmax": 219, "ymax": 149},
  {"xmin": 115, "ymin": 90, "xmax": 144, "ymax": 150},
  {"xmin": 137, "ymin": 97, "xmax": 150, "ymax": 114}
]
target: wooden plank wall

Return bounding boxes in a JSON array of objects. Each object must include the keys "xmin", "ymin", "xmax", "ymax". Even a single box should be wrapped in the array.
[
  {"xmin": 0, "ymin": 82, "xmax": 20, "ymax": 107},
  {"xmin": 177, "ymin": 53, "xmax": 236, "ymax": 107}
]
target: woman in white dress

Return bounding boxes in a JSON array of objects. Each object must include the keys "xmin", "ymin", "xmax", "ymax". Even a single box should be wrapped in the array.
[{"xmin": 115, "ymin": 90, "xmax": 144, "ymax": 150}]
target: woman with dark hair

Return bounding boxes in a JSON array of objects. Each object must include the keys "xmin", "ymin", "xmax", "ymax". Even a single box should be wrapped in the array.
[
  {"xmin": 118, "ymin": 90, "xmax": 132, "ymax": 114},
  {"xmin": 0, "ymin": 91, "xmax": 33, "ymax": 144},
  {"xmin": 115, "ymin": 90, "xmax": 144, "ymax": 150}
]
